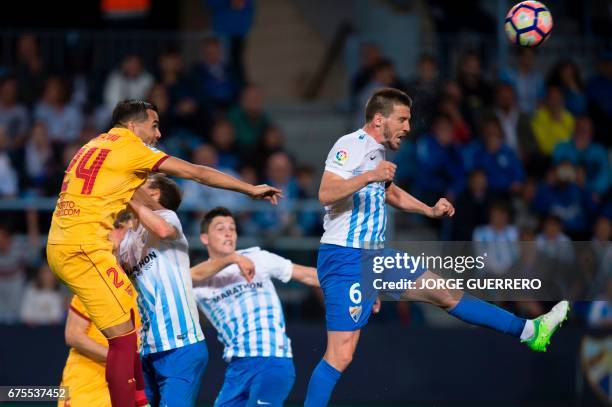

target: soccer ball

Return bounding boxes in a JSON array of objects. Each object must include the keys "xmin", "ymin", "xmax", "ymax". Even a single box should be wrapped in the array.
[{"xmin": 505, "ymin": 1, "xmax": 553, "ymax": 47}]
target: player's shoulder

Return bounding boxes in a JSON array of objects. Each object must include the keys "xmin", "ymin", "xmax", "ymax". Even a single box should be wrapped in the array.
[
  {"xmin": 154, "ymin": 209, "xmax": 183, "ymax": 231},
  {"xmin": 333, "ymin": 129, "xmax": 369, "ymax": 149},
  {"xmin": 237, "ymin": 246, "xmax": 262, "ymax": 256}
]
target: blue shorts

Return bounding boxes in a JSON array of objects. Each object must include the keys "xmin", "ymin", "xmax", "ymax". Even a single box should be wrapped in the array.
[
  {"xmin": 214, "ymin": 357, "xmax": 295, "ymax": 407},
  {"xmin": 142, "ymin": 340, "xmax": 208, "ymax": 407},
  {"xmin": 318, "ymin": 244, "xmax": 426, "ymax": 331}
]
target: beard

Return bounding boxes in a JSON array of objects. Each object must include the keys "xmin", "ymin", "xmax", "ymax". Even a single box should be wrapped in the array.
[{"xmin": 383, "ymin": 124, "xmax": 404, "ymax": 150}]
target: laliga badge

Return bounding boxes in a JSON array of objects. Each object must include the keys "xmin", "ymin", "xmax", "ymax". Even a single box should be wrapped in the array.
[{"xmin": 349, "ymin": 305, "xmax": 362, "ymax": 323}]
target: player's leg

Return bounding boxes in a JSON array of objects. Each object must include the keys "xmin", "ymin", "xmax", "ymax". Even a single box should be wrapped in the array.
[
  {"xmin": 246, "ymin": 357, "xmax": 295, "ymax": 407},
  {"xmin": 47, "ymin": 244, "xmax": 139, "ymax": 407},
  {"xmin": 405, "ymin": 271, "xmax": 569, "ymax": 351},
  {"xmin": 305, "ymin": 244, "xmax": 374, "ymax": 407},
  {"xmin": 141, "ymin": 353, "xmax": 160, "ymax": 407},
  {"xmin": 214, "ymin": 359, "xmax": 254, "ymax": 407},
  {"xmin": 154, "ymin": 341, "xmax": 209, "ymax": 407},
  {"xmin": 304, "ymin": 329, "xmax": 361, "ymax": 407}
]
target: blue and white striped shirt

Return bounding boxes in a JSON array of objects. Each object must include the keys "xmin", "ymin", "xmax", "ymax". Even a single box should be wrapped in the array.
[
  {"xmin": 321, "ymin": 129, "xmax": 387, "ymax": 249},
  {"xmin": 119, "ymin": 210, "xmax": 204, "ymax": 355},
  {"xmin": 192, "ymin": 247, "xmax": 293, "ymax": 362}
]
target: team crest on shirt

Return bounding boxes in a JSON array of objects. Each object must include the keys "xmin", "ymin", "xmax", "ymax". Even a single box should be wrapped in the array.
[
  {"xmin": 349, "ymin": 305, "xmax": 362, "ymax": 323},
  {"xmin": 334, "ymin": 149, "xmax": 348, "ymax": 165}
]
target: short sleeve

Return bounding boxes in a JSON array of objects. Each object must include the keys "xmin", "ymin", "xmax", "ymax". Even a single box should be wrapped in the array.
[
  {"xmin": 324, "ymin": 136, "xmax": 364, "ymax": 179},
  {"xmin": 69, "ymin": 296, "xmax": 91, "ymax": 321},
  {"xmin": 125, "ymin": 139, "xmax": 169, "ymax": 173},
  {"xmin": 258, "ymin": 250, "xmax": 293, "ymax": 283},
  {"xmin": 156, "ymin": 210, "xmax": 183, "ymax": 237}
]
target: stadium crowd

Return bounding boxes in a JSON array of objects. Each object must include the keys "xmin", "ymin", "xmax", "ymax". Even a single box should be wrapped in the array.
[{"xmin": 0, "ymin": 28, "xmax": 610, "ymax": 326}]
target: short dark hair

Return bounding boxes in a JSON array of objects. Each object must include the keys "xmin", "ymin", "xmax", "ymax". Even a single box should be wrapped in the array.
[
  {"xmin": 111, "ymin": 99, "xmax": 158, "ymax": 127},
  {"xmin": 364, "ymin": 88, "xmax": 412, "ymax": 122},
  {"xmin": 147, "ymin": 174, "xmax": 182, "ymax": 211},
  {"xmin": 200, "ymin": 207, "xmax": 234, "ymax": 234},
  {"xmin": 113, "ymin": 209, "xmax": 134, "ymax": 228}
]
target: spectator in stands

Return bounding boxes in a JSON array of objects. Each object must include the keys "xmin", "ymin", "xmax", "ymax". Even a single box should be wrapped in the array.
[
  {"xmin": 355, "ymin": 60, "xmax": 407, "ymax": 126},
  {"xmin": 24, "ymin": 122, "xmax": 54, "ymax": 193},
  {"xmin": 44, "ymin": 143, "xmax": 79, "ymax": 197},
  {"xmin": 547, "ymin": 60, "xmax": 587, "ymax": 116},
  {"xmin": 252, "ymin": 125, "xmax": 285, "ymax": 176},
  {"xmin": 0, "ymin": 127, "xmax": 18, "ymax": 197},
  {"xmin": 0, "ymin": 214, "xmax": 40, "ymax": 323},
  {"xmin": 552, "ymin": 116, "xmax": 609, "ymax": 196},
  {"xmin": 456, "ymin": 51, "xmax": 493, "ymax": 132},
  {"xmin": 210, "ymin": 119, "xmax": 240, "ymax": 171},
  {"xmin": 436, "ymin": 82, "xmax": 471, "ymax": 144},
  {"xmin": 156, "ymin": 49, "xmax": 204, "ymax": 132},
  {"xmin": 586, "ymin": 217, "xmax": 612, "ymax": 295},
  {"xmin": 33, "ymin": 76, "xmax": 83, "ymax": 148},
  {"xmin": 406, "ymin": 54, "xmax": 441, "ymax": 134},
  {"xmin": 414, "ymin": 114, "xmax": 465, "ymax": 203},
  {"xmin": 205, "ymin": 0, "xmax": 254, "ymax": 84},
  {"xmin": 586, "ymin": 52, "xmax": 612, "ymax": 147},
  {"xmin": 531, "ymin": 85, "xmax": 575, "ymax": 156},
  {"xmin": 228, "ymin": 84, "xmax": 270, "ymax": 148},
  {"xmin": 181, "ymin": 144, "xmax": 247, "ymax": 213},
  {"xmin": 254, "ymin": 151, "xmax": 298, "ymax": 235},
  {"xmin": 490, "ymin": 83, "xmax": 538, "ymax": 163},
  {"xmin": 451, "ymin": 169, "xmax": 492, "ymax": 240},
  {"xmin": 533, "ymin": 161, "xmax": 595, "ymax": 239},
  {"xmin": 15, "ymin": 34, "xmax": 47, "ymax": 107},
  {"xmin": 535, "ymin": 214, "xmax": 574, "ymax": 264},
  {"xmin": 191, "ymin": 36, "xmax": 239, "ymax": 110},
  {"xmin": 19, "ymin": 263, "xmax": 65, "ymax": 326},
  {"xmin": 512, "ymin": 177, "xmax": 539, "ymax": 232},
  {"xmin": 464, "ymin": 116, "xmax": 525, "ymax": 196},
  {"xmin": 500, "ymin": 47, "xmax": 545, "ymax": 114},
  {"xmin": 295, "ymin": 164, "xmax": 322, "ymax": 236},
  {"xmin": 351, "ymin": 42, "xmax": 385, "ymax": 103},
  {"xmin": 0, "ymin": 76, "xmax": 29, "ymax": 144},
  {"xmin": 472, "ymin": 201, "xmax": 519, "ymax": 276},
  {"xmin": 103, "ymin": 54, "xmax": 154, "ymax": 112}
]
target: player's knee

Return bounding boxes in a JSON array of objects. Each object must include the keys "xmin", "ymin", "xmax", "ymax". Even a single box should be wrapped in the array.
[{"xmin": 325, "ymin": 346, "xmax": 354, "ymax": 371}]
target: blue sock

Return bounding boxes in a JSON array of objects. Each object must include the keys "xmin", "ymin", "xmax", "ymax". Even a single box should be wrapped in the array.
[
  {"xmin": 448, "ymin": 294, "xmax": 526, "ymax": 337},
  {"xmin": 305, "ymin": 359, "xmax": 341, "ymax": 407}
]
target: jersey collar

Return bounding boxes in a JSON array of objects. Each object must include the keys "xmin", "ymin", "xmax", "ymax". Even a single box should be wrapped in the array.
[{"xmin": 359, "ymin": 128, "xmax": 385, "ymax": 149}]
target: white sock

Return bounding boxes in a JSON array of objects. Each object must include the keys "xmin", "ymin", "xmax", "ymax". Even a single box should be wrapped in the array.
[{"xmin": 520, "ymin": 320, "xmax": 535, "ymax": 341}]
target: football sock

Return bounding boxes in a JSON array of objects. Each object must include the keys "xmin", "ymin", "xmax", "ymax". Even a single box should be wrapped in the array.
[
  {"xmin": 106, "ymin": 330, "xmax": 137, "ymax": 407},
  {"xmin": 134, "ymin": 353, "xmax": 148, "ymax": 407},
  {"xmin": 305, "ymin": 359, "xmax": 341, "ymax": 407},
  {"xmin": 130, "ymin": 308, "xmax": 148, "ymax": 407},
  {"xmin": 520, "ymin": 319, "xmax": 535, "ymax": 341},
  {"xmin": 448, "ymin": 294, "xmax": 526, "ymax": 337}
]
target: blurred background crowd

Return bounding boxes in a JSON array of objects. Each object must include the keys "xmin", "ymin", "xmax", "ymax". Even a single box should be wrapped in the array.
[{"xmin": 0, "ymin": 0, "xmax": 609, "ymax": 335}]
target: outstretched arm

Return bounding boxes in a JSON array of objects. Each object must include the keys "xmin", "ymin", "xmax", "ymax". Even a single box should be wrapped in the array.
[
  {"xmin": 158, "ymin": 156, "xmax": 281, "ymax": 204},
  {"xmin": 319, "ymin": 160, "xmax": 396, "ymax": 206},
  {"xmin": 191, "ymin": 253, "xmax": 255, "ymax": 283},
  {"xmin": 291, "ymin": 264, "xmax": 319, "ymax": 287},
  {"xmin": 385, "ymin": 183, "xmax": 455, "ymax": 218}
]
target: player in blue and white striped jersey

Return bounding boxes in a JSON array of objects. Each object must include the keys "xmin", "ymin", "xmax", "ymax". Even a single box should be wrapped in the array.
[
  {"xmin": 118, "ymin": 174, "xmax": 208, "ymax": 407},
  {"xmin": 305, "ymin": 88, "xmax": 569, "ymax": 406},
  {"xmin": 191, "ymin": 207, "xmax": 319, "ymax": 407}
]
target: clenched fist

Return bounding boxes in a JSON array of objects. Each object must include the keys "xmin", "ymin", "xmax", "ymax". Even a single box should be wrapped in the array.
[{"xmin": 370, "ymin": 160, "xmax": 396, "ymax": 183}]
